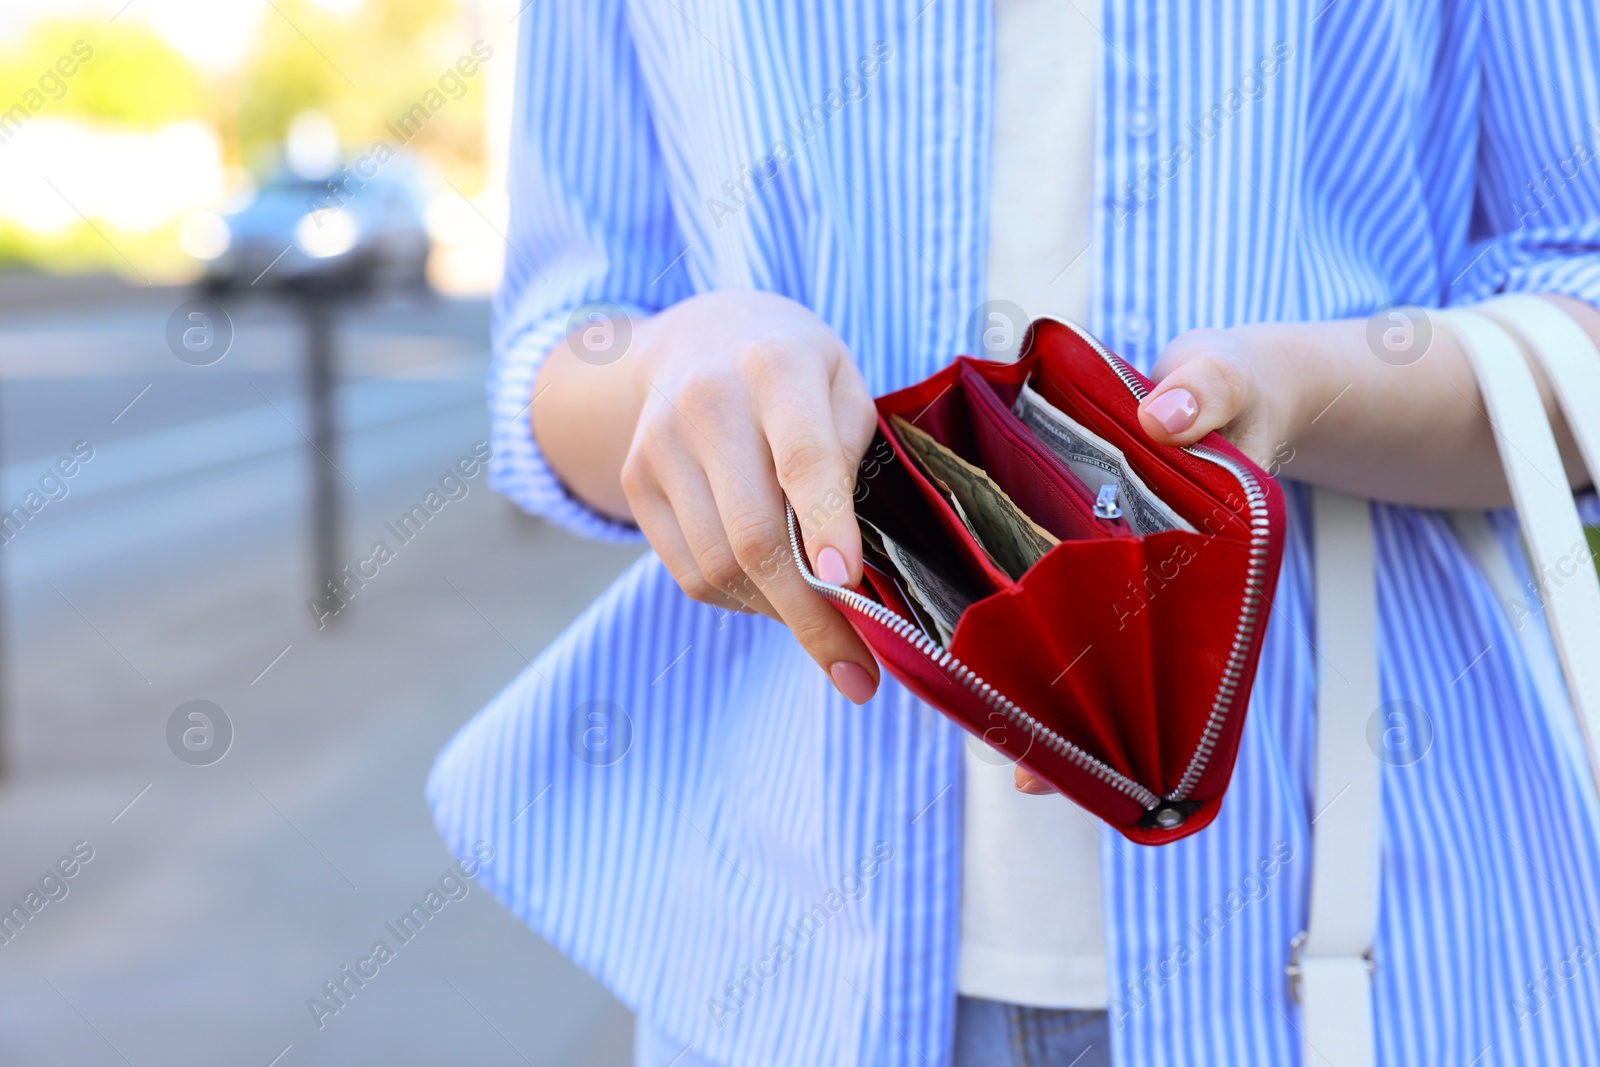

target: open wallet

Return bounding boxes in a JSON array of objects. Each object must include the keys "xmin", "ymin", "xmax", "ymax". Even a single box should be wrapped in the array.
[{"xmin": 787, "ymin": 318, "xmax": 1286, "ymax": 843}]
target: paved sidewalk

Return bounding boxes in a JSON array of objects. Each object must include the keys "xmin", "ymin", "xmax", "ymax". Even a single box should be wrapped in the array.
[{"xmin": 0, "ymin": 295, "xmax": 647, "ymax": 1066}]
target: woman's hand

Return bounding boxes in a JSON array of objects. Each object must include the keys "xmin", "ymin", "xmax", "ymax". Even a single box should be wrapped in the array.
[
  {"xmin": 1133, "ymin": 309, "xmax": 1591, "ymax": 506},
  {"xmin": 538, "ymin": 289, "xmax": 882, "ymax": 704},
  {"xmin": 1132, "ymin": 326, "xmax": 1304, "ymax": 465},
  {"xmin": 1014, "ymin": 300, "xmax": 1600, "ymax": 793}
]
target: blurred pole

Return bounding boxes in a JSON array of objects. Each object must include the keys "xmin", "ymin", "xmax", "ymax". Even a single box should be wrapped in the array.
[
  {"xmin": 0, "ymin": 376, "xmax": 7, "ymax": 779},
  {"xmin": 299, "ymin": 294, "xmax": 342, "ymax": 611}
]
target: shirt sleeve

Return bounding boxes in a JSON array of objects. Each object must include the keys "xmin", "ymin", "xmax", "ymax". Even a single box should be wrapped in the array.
[
  {"xmin": 1448, "ymin": 1, "xmax": 1600, "ymax": 310},
  {"xmin": 488, "ymin": 0, "xmax": 691, "ymax": 542}
]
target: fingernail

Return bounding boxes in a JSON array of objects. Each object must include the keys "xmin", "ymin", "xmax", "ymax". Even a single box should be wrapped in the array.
[
  {"xmin": 816, "ymin": 546, "xmax": 850, "ymax": 586},
  {"xmin": 1146, "ymin": 388, "xmax": 1199, "ymax": 434},
  {"xmin": 830, "ymin": 661, "xmax": 877, "ymax": 704},
  {"xmin": 1016, "ymin": 773, "xmax": 1055, "ymax": 795}
]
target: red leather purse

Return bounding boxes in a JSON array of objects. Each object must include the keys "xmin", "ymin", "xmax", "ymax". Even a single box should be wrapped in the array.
[{"xmin": 789, "ymin": 318, "xmax": 1285, "ymax": 843}]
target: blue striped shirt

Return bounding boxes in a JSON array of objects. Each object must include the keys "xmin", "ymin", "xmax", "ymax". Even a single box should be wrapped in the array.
[{"xmin": 428, "ymin": 2, "xmax": 1600, "ymax": 1063}]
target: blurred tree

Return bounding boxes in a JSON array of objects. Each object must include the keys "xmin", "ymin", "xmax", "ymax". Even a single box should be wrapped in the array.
[
  {"xmin": 0, "ymin": 0, "xmax": 489, "ymax": 278},
  {"xmin": 235, "ymin": 0, "xmax": 485, "ymax": 183},
  {"xmin": 0, "ymin": 20, "xmax": 204, "ymax": 127}
]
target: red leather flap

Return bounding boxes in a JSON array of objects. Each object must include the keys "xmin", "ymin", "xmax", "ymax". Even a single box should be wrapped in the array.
[
  {"xmin": 838, "ymin": 602, "xmax": 1155, "ymax": 829},
  {"xmin": 951, "ymin": 536, "xmax": 1157, "ymax": 783}
]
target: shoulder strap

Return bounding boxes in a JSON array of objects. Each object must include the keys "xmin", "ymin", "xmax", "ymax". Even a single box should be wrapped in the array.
[
  {"xmin": 1293, "ymin": 488, "xmax": 1381, "ymax": 1067},
  {"xmin": 1295, "ymin": 301, "xmax": 1600, "ymax": 1065},
  {"xmin": 1479, "ymin": 295, "xmax": 1600, "ymax": 486},
  {"xmin": 1438, "ymin": 306, "xmax": 1600, "ymax": 793}
]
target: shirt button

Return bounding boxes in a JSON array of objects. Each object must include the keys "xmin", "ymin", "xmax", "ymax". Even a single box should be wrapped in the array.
[
  {"xmin": 1120, "ymin": 313, "xmax": 1151, "ymax": 343},
  {"xmin": 1128, "ymin": 107, "xmax": 1156, "ymax": 136}
]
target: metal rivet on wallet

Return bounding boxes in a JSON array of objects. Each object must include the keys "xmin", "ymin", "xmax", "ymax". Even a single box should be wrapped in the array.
[{"xmin": 1153, "ymin": 807, "xmax": 1185, "ymax": 829}]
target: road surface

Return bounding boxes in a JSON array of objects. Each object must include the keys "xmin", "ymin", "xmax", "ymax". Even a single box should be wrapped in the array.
[{"xmin": 0, "ymin": 282, "xmax": 645, "ymax": 1066}]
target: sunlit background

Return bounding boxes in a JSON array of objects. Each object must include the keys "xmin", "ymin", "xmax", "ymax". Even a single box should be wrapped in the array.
[
  {"xmin": 0, "ymin": 0, "xmax": 512, "ymax": 292},
  {"xmin": 0, "ymin": 2, "xmax": 644, "ymax": 1063}
]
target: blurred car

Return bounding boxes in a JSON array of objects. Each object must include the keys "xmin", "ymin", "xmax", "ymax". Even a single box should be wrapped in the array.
[{"xmin": 199, "ymin": 162, "xmax": 431, "ymax": 296}]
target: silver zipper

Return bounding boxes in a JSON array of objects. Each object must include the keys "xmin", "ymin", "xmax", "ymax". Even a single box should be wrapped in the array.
[
  {"xmin": 787, "ymin": 503, "xmax": 1162, "ymax": 811},
  {"xmin": 1041, "ymin": 316, "xmax": 1274, "ymax": 802}
]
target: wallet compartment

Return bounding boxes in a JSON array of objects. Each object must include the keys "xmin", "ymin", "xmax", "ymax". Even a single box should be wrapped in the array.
[
  {"xmin": 878, "ymin": 364, "xmax": 1119, "ymax": 543},
  {"xmin": 854, "ymin": 423, "xmax": 1012, "ymax": 599}
]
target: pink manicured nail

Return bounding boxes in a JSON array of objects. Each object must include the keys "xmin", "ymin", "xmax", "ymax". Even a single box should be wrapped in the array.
[
  {"xmin": 830, "ymin": 661, "xmax": 877, "ymax": 704},
  {"xmin": 1016, "ymin": 772, "xmax": 1056, "ymax": 795},
  {"xmin": 816, "ymin": 546, "xmax": 850, "ymax": 586},
  {"xmin": 1147, "ymin": 388, "xmax": 1199, "ymax": 434}
]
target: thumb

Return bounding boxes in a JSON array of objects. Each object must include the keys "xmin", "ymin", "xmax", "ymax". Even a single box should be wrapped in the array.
[{"xmin": 1137, "ymin": 329, "xmax": 1251, "ymax": 448}]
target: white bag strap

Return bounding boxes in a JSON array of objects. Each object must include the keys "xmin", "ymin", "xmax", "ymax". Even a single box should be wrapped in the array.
[
  {"xmin": 1438, "ymin": 305, "xmax": 1600, "ymax": 792},
  {"xmin": 1479, "ymin": 295, "xmax": 1600, "ymax": 486},
  {"xmin": 1293, "ymin": 488, "xmax": 1381, "ymax": 1067},
  {"xmin": 1294, "ymin": 299, "xmax": 1600, "ymax": 1066}
]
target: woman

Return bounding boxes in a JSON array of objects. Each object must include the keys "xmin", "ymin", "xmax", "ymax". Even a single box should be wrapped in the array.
[{"xmin": 428, "ymin": 1, "xmax": 1600, "ymax": 1064}]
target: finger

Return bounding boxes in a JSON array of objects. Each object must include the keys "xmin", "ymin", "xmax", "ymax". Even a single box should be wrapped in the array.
[
  {"xmin": 698, "ymin": 430, "xmax": 881, "ymax": 705},
  {"xmin": 654, "ymin": 459, "xmax": 780, "ymax": 620},
  {"xmin": 829, "ymin": 362, "xmax": 880, "ymax": 564},
  {"xmin": 755, "ymin": 354, "xmax": 872, "ymax": 587},
  {"xmin": 629, "ymin": 477, "xmax": 753, "ymax": 615},
  {"xmin": 1014, "ymin": 766, "xmax": 1059, "ymax": 795},
  {"xmin": 1138, "ymin": 332, "xmax": 1251, "ymax": 448},
  {"xmin": 830, "ymin": 357, "xmax": 879, "ymax": 474}
]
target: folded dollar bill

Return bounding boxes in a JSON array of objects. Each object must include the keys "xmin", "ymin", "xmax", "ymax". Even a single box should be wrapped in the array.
[
  {"xmin": 859, "ymin": 516, "xmax": 971, "ymax": 646},
  {"xmin": 1012, "ymin": 382, "xmax": 1195, "ymax": 536},
  {"xmin": 889, "ymin": 413, "xmax": 1059, "ymax": 580}
]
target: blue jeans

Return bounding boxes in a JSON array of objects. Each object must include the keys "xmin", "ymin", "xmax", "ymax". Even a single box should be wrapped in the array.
[{"xmin": 635, "ymin": 996, "xmax": 1112, "ymax": 1066}]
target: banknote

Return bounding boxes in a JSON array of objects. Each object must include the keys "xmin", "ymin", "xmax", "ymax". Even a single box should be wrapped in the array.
[
  {"xmin": 889, "ymin": 414, "xmax": 1058, "ymax": 581},
  {"xmin": 858, "ymin": 514, "xmax": 889, "ymax": 561},
  {"xmin": 1012, "ymin": 382, "xmax": 1196, "ymax": 536},
  {"xmin": 859, "ymin": 517, "xmax": 971, "ymax": 645},
  {"xmin": 928, "ymin": 470, "xmax": 993, "ymax": 561},
  {"xmin": 859, "ymin": 519, "xmax": 944, "ymax": 641}
]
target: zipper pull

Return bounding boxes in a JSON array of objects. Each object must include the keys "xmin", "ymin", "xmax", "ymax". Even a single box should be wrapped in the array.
[{"xmin": 1093, "ymin": 483, "xmax": 1122, "ymax": 520}]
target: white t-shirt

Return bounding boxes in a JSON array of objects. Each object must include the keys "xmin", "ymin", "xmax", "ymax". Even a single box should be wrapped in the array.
[{"xmin": 956, "ymin": 0, "xmax": 1107, "ymax": 1010}]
